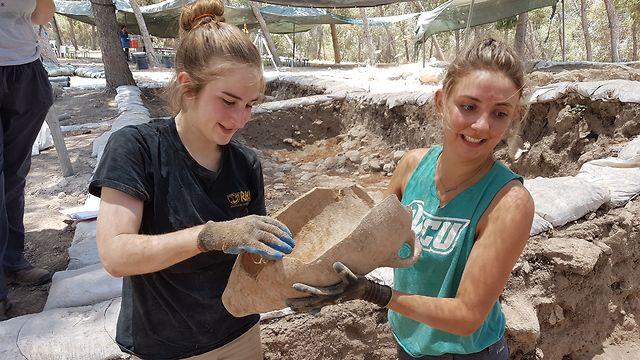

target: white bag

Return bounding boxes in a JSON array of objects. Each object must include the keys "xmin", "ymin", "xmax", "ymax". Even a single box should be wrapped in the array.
[
  {"xmin": 31, "ymin": 121, "xmax": 54, "ymax": 156},
  {"xmin": 524, "ymin": 177, "xmax": 610, "ymax": 227},
  {"xmin": 577, "ymin": 159, "xmax": 640, "ymax": 206}
]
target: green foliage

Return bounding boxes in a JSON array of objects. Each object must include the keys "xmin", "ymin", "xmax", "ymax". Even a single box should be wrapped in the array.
[
  {"xmin": 617, "ymin": 0, "xmax": 640, "ymax": 22},
  {"xmin": 495, "ymin": 16, "xmax": 518, "ymax": 30}
]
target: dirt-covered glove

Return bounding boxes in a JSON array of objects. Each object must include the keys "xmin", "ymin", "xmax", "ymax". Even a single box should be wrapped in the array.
[
  {"xmin": 197, "ymin": 215, "xmax": 294, "ymax": 261},
  {"xmin": 286, "ymin": 262, "xmax": 392, "ymax": 312}
]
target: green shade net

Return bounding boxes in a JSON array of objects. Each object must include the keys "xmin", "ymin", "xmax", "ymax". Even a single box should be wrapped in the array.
[
  {"xmin": 415, "ymin": 0, "xmax": 558, "ymax": 43},
  {"xmin": 55, "ymin": 0, "xmax": 557, "ymax": 41},
  {"xmin": 54, "ymin": 0, "xmax": 407, "ymax": 37}
]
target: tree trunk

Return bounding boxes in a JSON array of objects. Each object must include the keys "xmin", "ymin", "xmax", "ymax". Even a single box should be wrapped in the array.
[
  {"xmin": 558, "ymin": 26, "xmax": 563, "ymax": 60},
  {"xmin": 633, "ymin": 21, "xmax": 638, "ymax": 61},
  {"xmin": 529, "ymin": 20, "xmax": 545, "ymax": 59},
  {"xmin": 329, "ymin": 23, "xmax": 341, "ymax": 64},
  {"xmin": 317, "ymin": 26, "xmax": 323, "ymax": 60},
  {"xmin": 514, "ymin": 12, "xmax": 528, "ymax": 58},
  {"xmin": 398, "ymin": 20, "xmax": 409, "ymax": 63},
  {"xmin": 429, "ymin": 38, "xmax": 433, "ymax": 59},
  {"xmin": 603, "ymin": 0, "xmax": 620, "ymax": 62},
  {"xmin": 321, "ymin": 28, "xmax": 326, "ymax": 59},
  {"xmin": 91, "ymin": 0, "xmax": 135, "ymax": 90},
  {"xmin": 128, "ymin": 0, "xmax": 159, "ymax": 68},
  {"xmin": 359, "ymin": 8, "xmax": 376, "ymax": 65},
  {"xmin": 249, "ymin": 2, "xmax": 281, "ymax": 67},
  {"xmin": 67, "ymin": 18, "xmax": 79, "ymax": 51},
  {"xmin": 378, "ymin": 7, "xmax": 397, "ymax": 63},
  {"xmin": 473, "ymin": 26, "xmax": 481, "ymax": 43},
  {"xmin": 91, "ymin": 25, "xmax": 97, "ymax": 51},
  {"xmin": 51, "ymin": 15, "xmax": 63, "ymax": 49},
  {"xmin": 579, "ymin": 0, "xmax": 592, "ymax": 61},
  {"xmin": 455, "ymin": 29, "xmax": 460, "ymax": 53},
  {"xmin": 432, "ymin": 36, "xmax": 444, "ymax": 61},
  {"xmin": 404, "ymin": 38, "xmax": 410, "ymax": 63},
  {"xmin": 357, "ymin": 32, "xmax": 362, "ymax": 63}
]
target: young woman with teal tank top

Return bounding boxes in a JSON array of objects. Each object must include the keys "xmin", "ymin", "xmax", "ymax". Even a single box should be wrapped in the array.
[{"xmin": 287, "ymin": 38, "xmax": 535, "ymax": 359}]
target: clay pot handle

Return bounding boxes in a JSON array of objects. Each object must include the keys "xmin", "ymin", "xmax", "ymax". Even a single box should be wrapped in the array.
[{"xmin": 381, "ymin": 234, "xmax": 422, "ymax": 268}]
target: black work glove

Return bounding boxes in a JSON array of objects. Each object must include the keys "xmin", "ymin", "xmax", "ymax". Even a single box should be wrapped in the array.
[{"xmin": 286, "ymin": 262, "xmax": 392, "ymax": 313}]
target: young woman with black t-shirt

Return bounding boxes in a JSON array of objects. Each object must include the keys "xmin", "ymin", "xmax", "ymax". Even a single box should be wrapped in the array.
[{"xmin": 89, "ymin": 1, "xmax": 294, "ymax": 359}]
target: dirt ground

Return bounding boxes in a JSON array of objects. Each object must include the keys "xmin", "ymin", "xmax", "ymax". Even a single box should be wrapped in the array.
[{"xmin": 8, "ymin": 62, "xmax": 640, "ymax": 359}]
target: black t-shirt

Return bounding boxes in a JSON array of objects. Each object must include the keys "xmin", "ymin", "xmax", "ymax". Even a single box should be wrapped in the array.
[{"xmin": 89, "ymin": 118, "xmax": 262, "ymax": 360}]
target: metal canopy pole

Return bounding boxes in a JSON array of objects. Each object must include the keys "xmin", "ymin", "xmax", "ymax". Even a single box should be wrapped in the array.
[
  {"xmin": 463, "ymin": 0, "xmax": 476, "ymax": 46},
  {"xmin": 292, "ymin": 23, "xmax": 296, "ymax": 68},
  {"xmin": 561, "ymin": 0, "xmax": 566, "ymax": 62}
]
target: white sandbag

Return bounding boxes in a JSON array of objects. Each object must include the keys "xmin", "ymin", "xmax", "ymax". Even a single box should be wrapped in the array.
[
  {"xmin": 30, "ymin": 121, "xmax": 54, "ymax": 156},
  {"xmin": 524, "ymin": 177, "xmax": 610, "ymax": 228},
  {"xmin": 530, "ymin": 213, "xmax": 553, "ymax": 236},
  {"xmin": 74, "ymin": 67, "xmax": 105, "ymax": 78},
  {"xmin": 576, "ymin": 160, "xmax": 640, "ymax": 206},
  {"xmin": 619, "ymin": 136, "xmax": 640, "ymax": 161},
  {"xmin": 92, "ymin": 129, "xmax": 113, "ymax": 159},
  {"xmin": 15, "ymin": 299, "xmax": 125, "ymax": 360},
  {"xmin": 45, "ymin": 63, "xmax": 75, "ymax": 77},
  {"xmin": 67, "ymin": 220, "xmax": 101, "ymax": 270},
  {"xmin": 31, "ymin": 140, "xmax": 39, "ymax": 156},
  {"xmin": 530, "ymin": 80, "xmax": 640, "ymax": 104},
  {"xmin": 44, "ymin": 263, "xmax": 122, "ymax": 310},
  {"xmin": 0, "ymin": 313, "xmax": 36, "ymax": 359}
]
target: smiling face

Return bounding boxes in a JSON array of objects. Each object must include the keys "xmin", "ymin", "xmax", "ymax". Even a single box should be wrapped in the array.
[
  {"xmin": 180, "ymin": 65, "xmax": 262, "ymax": 146},
  {"xmin": 436, "ymin": 69, "xmax": 521, "ymax": 163}
]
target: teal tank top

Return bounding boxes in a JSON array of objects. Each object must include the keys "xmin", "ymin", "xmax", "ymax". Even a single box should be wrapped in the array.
[{"xmin": 388, "ymin": 145, "xmax": 522, "ymax": 357}]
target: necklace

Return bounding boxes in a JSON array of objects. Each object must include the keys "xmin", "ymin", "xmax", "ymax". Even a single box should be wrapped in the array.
[{"xmin": 436, "ymin": 157, "xmax": 493, "ymax": 194}]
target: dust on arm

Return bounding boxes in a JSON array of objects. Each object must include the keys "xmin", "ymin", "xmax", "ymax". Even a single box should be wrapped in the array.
[{"xmin": 96, "ymin": 187, "xmax": 202, "ymax": 277}]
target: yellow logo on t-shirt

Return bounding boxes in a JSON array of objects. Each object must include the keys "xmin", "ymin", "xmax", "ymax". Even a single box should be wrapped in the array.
[{"xmin": 227, "ymin": 191, "xmax": 251, "ymax": 208}]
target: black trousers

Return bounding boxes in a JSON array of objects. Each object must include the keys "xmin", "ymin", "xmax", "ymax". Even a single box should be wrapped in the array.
[{"xmin": 0, "ymin": 59, "xmax": 53, "ymax": 300}]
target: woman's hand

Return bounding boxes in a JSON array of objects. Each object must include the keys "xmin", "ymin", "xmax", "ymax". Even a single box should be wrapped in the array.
[
  {"xmin": 286, "ymin": 262, "xmax": 392, "ymax": 312},
  {"xmin": 197, "ymin": 215, "xmax": 294, "ymax": 260}
]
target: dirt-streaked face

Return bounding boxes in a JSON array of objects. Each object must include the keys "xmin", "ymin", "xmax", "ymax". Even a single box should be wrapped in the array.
[
  {"xmin": 436, "ymin": 69, "xmax": 520, "ymax": 163},
  {"xmin": 182, "ymin": 65, "xmax": 262, "ymax": 146}
]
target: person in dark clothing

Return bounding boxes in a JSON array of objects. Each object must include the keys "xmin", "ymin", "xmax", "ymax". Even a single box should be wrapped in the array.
[
  {"xmin": 89, "ymin": 1, "xmax": 295, "ymax": 359},
  {"xmin": 0, "ymin": 0, "xmax": 56, "ymax": 321},
  {"xmin": 120, "ymin": 25, "xmax": 130, "ymax": 61}
]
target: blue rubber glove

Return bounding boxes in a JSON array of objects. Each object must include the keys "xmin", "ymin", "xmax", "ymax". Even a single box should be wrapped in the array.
[
  {"xmin": 286, "ymin": 262, "xmax": 392, "ymax": 312},
  {"xmin": 197, "ymin": 215, "xmax": 295, "ymax": 260}
]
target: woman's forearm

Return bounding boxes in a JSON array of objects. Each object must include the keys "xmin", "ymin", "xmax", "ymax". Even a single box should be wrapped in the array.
[
  {"xmin": 99, "ymin": 225, "xmax": 204, "ymax": 277},
  {"xmin": 32, "ymin": 0, "xmax": 56, "ymax": 25},
  {"xmin": 387, "ymin": 291, "xmax": 486, "ymax": 336}
]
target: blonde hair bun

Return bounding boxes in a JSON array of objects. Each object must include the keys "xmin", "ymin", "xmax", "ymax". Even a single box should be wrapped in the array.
[{"xmin": 180, "ymin": 0, "xmax": 226, "ymax": 32}]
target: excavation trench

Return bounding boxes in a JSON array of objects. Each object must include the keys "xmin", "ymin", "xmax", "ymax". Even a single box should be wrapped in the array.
[{"xmin": 234, "ymin": 79, "xmax": 640, "ymax": 360}]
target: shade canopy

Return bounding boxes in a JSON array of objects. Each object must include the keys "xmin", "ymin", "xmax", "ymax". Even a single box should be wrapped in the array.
[
  {"xmin": 415, "ymin": 0, "xmax": 558, "ymax": 43},
  {"xmin": 55, "ymin": 0, "xmax": 558, "ymax": 42},
  {"xmin": 251, "ymin": 0, "xmax": 414, "ymax": 7},
  {"xmin": 54, "ymin": 0, "xmax": 412, "ymax": 37}
]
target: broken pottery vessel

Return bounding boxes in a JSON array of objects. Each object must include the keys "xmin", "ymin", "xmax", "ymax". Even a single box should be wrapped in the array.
[{"xmin": 222, "ymin": 184, "xmax": 419, "ymax": 317}]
